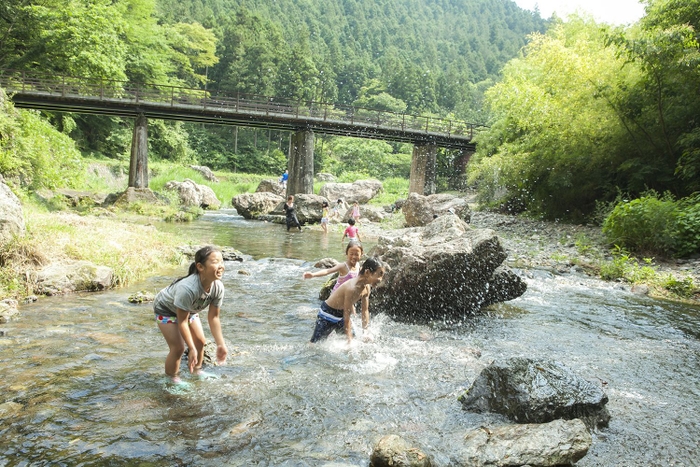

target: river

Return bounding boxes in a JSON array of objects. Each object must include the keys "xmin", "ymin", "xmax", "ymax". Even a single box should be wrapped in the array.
[{"xmin": 1, "ymin": 210, "xmax": 698, "ymax": 466}]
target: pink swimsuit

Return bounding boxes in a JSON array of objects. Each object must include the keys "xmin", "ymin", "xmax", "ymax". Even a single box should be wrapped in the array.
[{"xmin": 332, "ymin": 262, "xmax": 358, "ymax": 291}]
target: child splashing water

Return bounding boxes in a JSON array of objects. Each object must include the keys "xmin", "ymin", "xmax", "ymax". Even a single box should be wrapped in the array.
[
  {"xmin": 310, "ymin": 257, "xmax": 385, "ymax": 344},
  {"xmin": 303, "ymin": 240, "xmax": 363, "ymax": 293},
  {"xmin": 153, "ymin": 246, "xmax": 229, "ymax": 384}
]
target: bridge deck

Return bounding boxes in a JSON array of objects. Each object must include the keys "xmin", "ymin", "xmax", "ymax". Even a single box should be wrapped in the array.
[{"xmin": 1, "ymin": 70, "xmax": 482, "ymax": 149}]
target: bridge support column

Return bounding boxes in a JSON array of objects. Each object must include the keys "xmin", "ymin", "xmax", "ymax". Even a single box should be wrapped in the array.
[
  {"xmin": 129, "ymin": 114, "xmax": 149, "ymax": 188},
  {"xmin": 409, "ymin": 143, "xmax": 437, "ymax": 195},
  {"xmin": 287, "ymin": 130, "xmax": 314, "ymax": 196}
]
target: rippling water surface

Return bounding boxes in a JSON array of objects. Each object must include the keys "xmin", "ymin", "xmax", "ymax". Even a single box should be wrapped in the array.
[{"xmin": 1, "ymin": 210, "xmax": 698, "ymax": 466}]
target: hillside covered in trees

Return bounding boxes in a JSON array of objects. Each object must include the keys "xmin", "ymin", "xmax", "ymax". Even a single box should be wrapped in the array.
[{"xmin": 0, "ymin": 0, "xmax": 547, "ymax": 177}]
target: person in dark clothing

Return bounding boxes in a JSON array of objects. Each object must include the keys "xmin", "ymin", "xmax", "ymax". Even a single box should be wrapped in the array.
[{"xmin": 283, "ymin": 195, "xmax": 302, "ymax": 231}]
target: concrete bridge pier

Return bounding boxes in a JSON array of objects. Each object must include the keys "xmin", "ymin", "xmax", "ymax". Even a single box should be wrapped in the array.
[
  {"xmin": 129, "ymin": 114, "xmax": 149, "ymax": 188},
  {"xmin": 409, "ymin": 143, "xmax": 437, "ymax": 195},
  {"xmin": 287, "ymin": 129, "xmax": 315, "ymax": 196}
]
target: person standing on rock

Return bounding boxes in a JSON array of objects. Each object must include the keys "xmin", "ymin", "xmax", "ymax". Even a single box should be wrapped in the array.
[
  {"xmin": 310, "ymin": 257, "xmax": 385, "ymax": 343},
  {"xmin": 284, "ymin": 195, "xmax": 302, "ymax": 231},
  {"xmin": 153, "ymin": 245, "xmax": 229, "ymax": 385},
  {"xmin": 351, "ymin": 201, "xmax": 361, "ymax": 224}
]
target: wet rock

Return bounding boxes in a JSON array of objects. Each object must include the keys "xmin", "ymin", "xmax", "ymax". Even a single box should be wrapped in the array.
[
  {"xmin": 403, "ymin": 193, "xmax": 471, "ymax": 227},
  {"xmin": 0, "ymin": 176, "xmax": 25, "ymax": 245},
  {"xmin": 370, "ymin": 215, "xmax": 527, "ymax": 323},
  {"xmin": 459, "ymin": 358, "xmax": 610, "ymax": 429},
  {"xmin": 164, "ymin": 179, "xmax": 221, "ymax": 210},
  {"xmin": 237, "ymin": 270, "xmax": 250, "ymax": 275},
  {"xmin": 232, "ymin": 192, "xmax": 284, "ymax": 219},
  {"xmin": 370, "ymin": 434, "xmax": 432, "ymax": 467},
  {"xmin": 128, "ymin": 290, "xmax": 155, "ymax": 304},
  {"xmin": 456, "ymin": 419, "xmax": 591, "ymax": 467},
  {"xmin": 359, "ymin": 205, "xmax": 386, "ymax": 223},
  {"xmin": 32, "ymin": 261, "xmax": 113, "ymax": 295},
  {"xmin": 255, "ymin": 178, "xmax": 285, "ymax": 196},
  {"xmin": 319, "ymin": 179, "xmax": 383, "ymax": 204},
  {"xmin": 631, "ymin": 284, "xmax": 650, "ymax": 295},
  {"xmin": 319, "ymin": 274, "xmax": 339, "ymax": 301},
  {"xmin": 0, "ymin": 299, "xmax": 19, "ymax": 323}
]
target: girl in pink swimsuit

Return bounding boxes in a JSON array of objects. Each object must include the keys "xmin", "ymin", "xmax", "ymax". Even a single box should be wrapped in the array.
[{"xmin": 303, "ymin": 241, "xmax": 363, "ymax": 291}]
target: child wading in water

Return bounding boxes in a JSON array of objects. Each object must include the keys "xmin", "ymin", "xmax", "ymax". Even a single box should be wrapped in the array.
[
  {"xmin": 153, "ymin": 246, "xmax": 228, "ymax": 383},
  {"xmin": 303, "ymin": 240, "xmax": 363, "ymax": 293},
  {"xmin": 284, "ymin": 195, "xmax": 302, "ymax": 231},
  {"xmin": 310, "ymin": 257, "xmax": 385, "ymax": 343},
  {"xmin": 320, "ymin": 201, "xmax": 330, "ymax": 234},
  {"xmin": 341, "ymin": 218, "xmax": 361, "ymax": 243}
]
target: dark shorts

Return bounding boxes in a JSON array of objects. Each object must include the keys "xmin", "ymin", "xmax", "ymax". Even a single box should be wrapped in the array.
[{"xmin": 310, "ymin": 302, "xmax": 349, "ymax": 343}]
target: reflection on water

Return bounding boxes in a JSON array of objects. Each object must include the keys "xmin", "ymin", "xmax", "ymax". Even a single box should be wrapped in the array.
[{"xmin": 1, "ymin": 210, "xmax": 699, "ymax": 465}]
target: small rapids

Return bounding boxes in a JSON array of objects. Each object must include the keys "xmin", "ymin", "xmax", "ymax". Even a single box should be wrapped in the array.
[{"xmin": 0, "ymin": 210, "xmax": 698, "ymax": 465}]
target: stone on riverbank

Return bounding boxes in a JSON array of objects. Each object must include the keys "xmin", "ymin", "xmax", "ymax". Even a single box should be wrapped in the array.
[
  {"xmin": 164, "ymin": 178, "xmax": 221, "ymax": 210},
  {"xmin": 255, "ymin": 178, "xmax": 285, "ymax": 196},
  {"xmin": 32, "ymin": 261, "xmax": 113, "ymax": 295},
  {"xmin": 0, "ymin": 299, "xmax": 19, "ymax": 323},
  {"xmin": 370, "ymin": 215, "xmax": 526, "ymax": 323},
  {"xmin": 268, "ymin": 193, "xmax": 329, "ymax": 223},
  {"xmin": 319, "ymin": 179, "xmax": 383, "ymax": 204},
  {"xmin": 0, "ymin": 176, "xmax": 25, "ymax": 245}
]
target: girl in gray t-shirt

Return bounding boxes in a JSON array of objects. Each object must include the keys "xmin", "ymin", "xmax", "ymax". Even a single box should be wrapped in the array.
[{"xmin": 153, "ymin": 245, "xmax": 228, "ymax": 383}]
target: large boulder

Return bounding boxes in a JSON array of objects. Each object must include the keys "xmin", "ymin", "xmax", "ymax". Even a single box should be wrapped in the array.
[
  {"xmin": 32, "ymin": 260, "xmax": 114, "ymax": 295},
  {"xmin": 164, "ymin": 179, "xmax": 221, "ymax": 210},
  {"xmin": 268, "ymin": 194, "xmax": 329, "ymax": 223},
  {"xmin": 0, "ymin": 299, "xmax": 19, "ymax": 324},
  {"xmin": 370, "ymin": 215, "xmax": 526, "ymax": 323},
  {"xmin": 403, "ymin": 193, "xmax": 471, "ymax": 227},
  {"xmin": 232, "ymin": 192, "xmax": 285, "ymax": 219},
  {"xmin": 456, "ymin": 419, "xmax": 591, "ymax": 467},
  {"xmin": 459, "ymin": 358, "xmax": 610, "ymax": 429},
  {"xmin": 319, "ymin": 179, "xmax": 383, "ymax": 204},
  {"xmin": 255, "ymin": 179, "xmax": 285, "ymax": 196},
  {"xmin": 112, "ymin": 187, "xmax": 161, "ymax": 205},
  {"xmin": 0, "ymin": 177, "xmax": 25, "ymax": 245}
]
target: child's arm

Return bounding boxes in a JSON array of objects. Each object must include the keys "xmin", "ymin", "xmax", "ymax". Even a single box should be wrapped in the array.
[
  {"xmin": 303, "ymin": 262, "xmax": 344, "ymax": 279},
  {"xmin": 176, "ymin": 308, "xmax": 199, "ymax": 373},
  {"xmin": 360, "ymin": 287, "xmax": 370, "ymax": 330},
  {"xmin": 207, "ymin": 305, "xmax": 228, "ymax": 364},
  {"xmin": 343, "ymin": 292, "xmax": 356, "ymax": 343},
  {"xmin": 356, "ymin": 229, "xmax": 362, "ymax": 242}
]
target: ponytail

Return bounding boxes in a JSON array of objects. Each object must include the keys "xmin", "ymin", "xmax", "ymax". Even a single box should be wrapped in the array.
[{"xmin": 172, "ymin": 245, "xmax": 221, "ymax": 285}]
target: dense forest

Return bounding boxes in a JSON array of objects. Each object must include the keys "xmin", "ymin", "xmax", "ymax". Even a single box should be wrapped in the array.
[{"xmin": 0, "ymin": 0, "xmax": 547, "ymax": 178}]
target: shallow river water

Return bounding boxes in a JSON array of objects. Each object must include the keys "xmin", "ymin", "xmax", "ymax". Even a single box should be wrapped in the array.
[{"xmin": 1, "ymin": 210, "xmax": 699, "ymax": 466}]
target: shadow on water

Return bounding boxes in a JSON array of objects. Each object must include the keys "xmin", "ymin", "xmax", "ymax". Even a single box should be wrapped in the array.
[{"xmin": 1, "ymin": 210, "xmax": 699, "ymax": 465}]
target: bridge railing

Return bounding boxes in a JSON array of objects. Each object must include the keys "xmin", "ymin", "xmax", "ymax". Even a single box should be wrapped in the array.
[{"xmin": 0, "ymin": 69, "xmax": 486, "ymax": 140}]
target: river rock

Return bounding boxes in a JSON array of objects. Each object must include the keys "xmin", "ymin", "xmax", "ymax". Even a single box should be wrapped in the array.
[
  {"xmin": 0, "ymin": 177, "xmax": 25, "ymax": 245},
  {"xmin": 32, "ymin": 260, "xmax": 114, "ymax": 295},
  {"xmin": 314, "ymin": 258, "xmax": 340, "ymax": 269},
  {"xmin": 164, "ymin": 179, "xmax": 221, "ymax": 210},
  {"xmin": 255, "ymin": 178, "xmax": 285, "ymax": 196},
  {"xmin": 370, "ymin": 434, "xmax": 432, "ymax": 467},
  {"xmin": 268, "ymin": 194, "xmax": 329, "ymax": 223},
  {"xmin": 459, "ymin": 358, "xmax": 610, "ymax": 429},
  {"xmin": 178, "ymin": 245, "xmax": 246, "ymax": 262},
  {"xmin": 319, "ymin": 179, "xmax": 383, "ymax": 204},
  {"xmin": 355, "ymin": 205, "xmax": 386, "ymax": 223},
  {"xmin": 54, "ymin": 189, "xmax": 108, "ymax": 207},
  {"xmin": 456, "ymin": 419, "xmax": 591, "ymax": 467},
  {"xmin": 0, "ymin": 401, "xmax": 23, "ymax": 419},
  {"xmin": 403, "ymin": 193, "xmax": 471, "ymax": 227},
  {"xmin": 232, "ymin": 192, "xmax": 284, "ymax": 219},
  {"xmin": 190, "ymin": 165, "xmax": 219, "ymax": 182},
  {"xmin": 0, "ymin": 299, "xmax": 19, "ymax": 324},
  {"xmin": 370, "ymin": 215, "xmax": 527, "ymax": 323}
]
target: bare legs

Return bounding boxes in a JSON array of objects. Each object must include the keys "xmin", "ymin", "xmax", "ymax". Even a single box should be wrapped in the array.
[{"xmin": 158, "ymin": 315, "xmax": 206, "ymax": 379}]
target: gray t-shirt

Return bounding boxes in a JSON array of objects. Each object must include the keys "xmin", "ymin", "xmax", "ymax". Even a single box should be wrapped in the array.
[{"xmin": 153, "ymin": 273, "xmax": 224, "ymax": 317}]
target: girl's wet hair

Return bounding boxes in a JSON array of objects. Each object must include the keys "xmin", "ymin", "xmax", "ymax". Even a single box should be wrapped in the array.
[
  {"xmin": 345, "ymin": 240, "xmax": 363, "ymax": 254},
  {"xmin": 360, "ymin": 257, "xmax": 384, "ymax": 274},
  {"xmin": 173, "ymin": 245, "xmax": 221, "ymax": 284},
  {"xmin": 348, "ymin": 218, "xmax": 356, "ymax": 226},
  {"xmin": 322, "ymin": 201, "xmax": 329, "ymax": 207}
]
